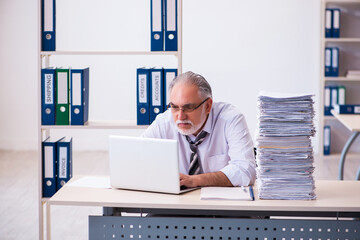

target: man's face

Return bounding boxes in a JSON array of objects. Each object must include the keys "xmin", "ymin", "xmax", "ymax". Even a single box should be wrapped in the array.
[{"xmin": 169, "ymin": 82, "xmax": 212, "ymax": 136}]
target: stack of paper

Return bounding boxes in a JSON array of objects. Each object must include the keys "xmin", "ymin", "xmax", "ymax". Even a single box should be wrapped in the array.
[
  {"xmin": 256, "ymin": 91, "xmax": 316, "ymax": 200},
  {"xmin": 346, "ymin": 70, "xmax": 360, "ymax": 78}
]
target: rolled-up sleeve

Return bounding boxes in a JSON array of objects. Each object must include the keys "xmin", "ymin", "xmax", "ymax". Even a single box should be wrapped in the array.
[{"xmin": 219, "ymin": 113, "xmax": 256, "ymax": 186}]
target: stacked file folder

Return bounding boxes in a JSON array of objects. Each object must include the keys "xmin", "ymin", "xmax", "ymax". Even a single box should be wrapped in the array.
[
  {"xmin": 42, "ymin": 136, "xmax": 73, "ymax": 198},
  {"xmin": 324, "ymin": 85, "xmax": 345, "ymax": 116},
  {"xmin": 41, "ymin": 67, "xmax": 90, "ymax": 125},
  {"xmin": 137, "ymin": 67, "xmax": 177, "ymax": 125},
  {"xmin": 256, "ymin": 91, "xmax": 316, "ymax": 200},
  {"xmin": 325, "ymin": 8, "xmax": 340, "ymax": 38}
]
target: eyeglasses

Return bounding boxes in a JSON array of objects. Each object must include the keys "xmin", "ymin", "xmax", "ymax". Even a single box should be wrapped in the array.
[{"xmin": 167, "ymin": 97, "xmax": 209, "ymax": 113}]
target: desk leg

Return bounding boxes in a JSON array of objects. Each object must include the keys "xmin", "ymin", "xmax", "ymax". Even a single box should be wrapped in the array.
[
  {"xmin": 46, "ymin": 202, "xmax": 51, "ymax": 240},
  {"xmin": 339, "ymin": 131, "xmax": 359, "ymax": 180},
  {"xmin": 356, "ymin": 167, "xmax": 360, "ymax": 180}
]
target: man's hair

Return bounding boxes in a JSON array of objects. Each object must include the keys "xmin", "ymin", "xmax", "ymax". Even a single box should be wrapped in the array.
[{"xmin": 168, "ymin": 71, "xmax": 213, "ymax": 99}]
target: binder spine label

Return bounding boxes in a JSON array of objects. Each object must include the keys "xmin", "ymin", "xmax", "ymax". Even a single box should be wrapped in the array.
[
  {"xmin": 139, "ymin": 74, "xmax": 147, "ymax": 103},
  {"xmin": 44, "ymin": 0, "xmax": 54, "ymax": 32},
  {"xmin": 324, "ymin": 87, "xmax": 330, "ymax": 107},
  {"xmin": 42, "ymin": 0, "xmax": 56, "ymax": 51},
  {"xmin": 42, "ymin": 140, "xmax": 57, "ymax": 197},
  {"xmin": 333, "ymin": 10, "xmax": 340, "ymax": 29},
  {"xmin": 324, "ymin": 126, "xmax": 331, "ymax": 155},
  {"xmin": 57, "ymin": 72, "xmax": 68, "ymax": 104},
  {"xmin": 44, "ymin": 146, "xmax": 54, "ymax": 178},
  {"xmin": 338, "ymin": 87, "xmax": 345, "ymax": 105},
  {"xmin": 137, "ymin": 69, "xmax": 150, "ymax": 125},
  {"xmin": 151, "ymin": 0, "xmax": 164, "ymax": 51},
  {"xmin": 325, "ymin": 49, "xmax": 331, "ymax": 67},
  {"xmin": 152, "ymin": 72, "xmax": 161, "ymax": 106},
  {"xmin": 59, "ymin": 147, "xmax": 67, "ymax": 178},
  {"xmin": 56, "ymin": 70, "xmax": 70, "ymax": 125},
  {"xmin": 45, "ymin": 74, "xmax": 54, "ymax": 104},
  {"xmin": 72, "ymin": 73, "xmax": 82, "ymax": 106},
  {"xmin": 332, "ymin": 48, "xmax": 338, "ymax": 68},
  {"xmin": 166, "ymin": 0, "xmax": 176, "ymax": 31},
  {"xmin": 325, "ymin": 48, "xmax": 331, "ymax": 76},
  {"xmin": 325, "ymin": 10, "xmax": 331, "ymax": 30},
  {"xmin": 165, "ymin": 71, "xmax": 176, "ymax": 104},
  {"xmin": 152, "ymin": 0, "xmax": 162, "ymax": 32},
  {"xmin": 355, "ymin": 106, "xmax": 360, "ymax": 113},
  {"xmin": 331, "ymin": 87, "xmax": 338, "ymax": 107},
  {"xmin": 165, "ymin": 0, "xmax": 177, "ymax": 51},
  {"xmin": 324, "ymin": 86, "xmax": 332, "ymax": 116},
  {"xmin": 324, "ymin": 128, "xmax": 330, "ymax": 147},
  {"xmin": 42, "ymin": 69, "xmax": 56, "ymax": 125}
]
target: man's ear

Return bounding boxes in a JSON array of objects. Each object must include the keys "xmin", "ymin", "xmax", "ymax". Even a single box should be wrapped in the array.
[{"xmin": 205, "ymin": 98, "xmax": 213, "ymax": 114}]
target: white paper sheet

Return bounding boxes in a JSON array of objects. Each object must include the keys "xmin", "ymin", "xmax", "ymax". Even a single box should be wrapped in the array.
[
  {"xmin": 67, "ymin": 176, "xmax": 111, "ymax": 189},
  {"xmin": 200, "ymin": 187, "xmax": 254, "ymax": 201}
]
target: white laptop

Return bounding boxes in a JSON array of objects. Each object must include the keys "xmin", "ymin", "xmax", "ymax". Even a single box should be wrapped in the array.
[{"xmin": 109, "ymin": 135, "xmax": 196, "ymax": 194}]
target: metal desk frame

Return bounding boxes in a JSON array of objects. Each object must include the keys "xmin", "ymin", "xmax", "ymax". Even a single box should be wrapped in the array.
[{"xmin": 331, "ymin": 110, "xmax": 360, "ymax": 180}]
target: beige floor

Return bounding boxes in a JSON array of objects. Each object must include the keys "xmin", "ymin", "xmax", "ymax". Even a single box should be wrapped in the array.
[{"xmin": 0, "ymin": 150, "xmax": 359, "ymax": 240}]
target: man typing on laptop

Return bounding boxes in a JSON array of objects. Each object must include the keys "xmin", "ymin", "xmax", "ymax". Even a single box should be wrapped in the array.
[{"xmin": 142, "ymin": 71, "xmax": 256, "ymax": 188}]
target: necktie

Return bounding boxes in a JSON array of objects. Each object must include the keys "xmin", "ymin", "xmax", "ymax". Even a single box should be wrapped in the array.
[{"xmin": 185, "ymin": 131, "xmax": 208, "ymax": 175}]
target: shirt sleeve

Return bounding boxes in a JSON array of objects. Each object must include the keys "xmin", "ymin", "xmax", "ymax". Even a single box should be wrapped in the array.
[
  {"xmin": 219, "ymin": 113, "xmax": 257, "ymax": 186},
  {"xmin": 141, "ymin": 118, "xmax": 162, "ymax": 138},
  {"xmin": 141, "ymin": 111, "xmax": 172, "ymax": 139}
]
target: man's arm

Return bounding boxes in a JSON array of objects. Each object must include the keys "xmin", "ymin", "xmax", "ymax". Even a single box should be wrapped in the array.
[
  {"xmin": 218, "ymin": 111, "xmax": 256, "ymax": 186},
  {"xmin": 180, "ymin": 172, "xmax": 233, "ymax": 187}
]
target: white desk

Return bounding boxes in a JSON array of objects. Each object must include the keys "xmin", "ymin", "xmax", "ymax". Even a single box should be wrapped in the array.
[
  {"xmin": 331, "ymin": 110, "xmax": 360, "ymax": 180},
  {"xmin": 47, "ymin": 176, "xmax": 360, "ymax": 240}
]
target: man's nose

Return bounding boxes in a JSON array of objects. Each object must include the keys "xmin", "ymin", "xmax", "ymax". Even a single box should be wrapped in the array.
[{"xmin": 177, "ymin": 109, "xmax": 187, "ymax": 120}]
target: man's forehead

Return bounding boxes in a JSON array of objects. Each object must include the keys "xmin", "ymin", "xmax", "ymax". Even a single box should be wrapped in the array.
[{"xmin": 170, "ymin": 83, "xmax": 199, "ymax": 98}]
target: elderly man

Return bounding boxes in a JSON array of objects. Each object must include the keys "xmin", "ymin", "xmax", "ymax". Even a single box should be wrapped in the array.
[{"xmin": 142, "ymin": 71, "xmax": 256, "ymax": 188}]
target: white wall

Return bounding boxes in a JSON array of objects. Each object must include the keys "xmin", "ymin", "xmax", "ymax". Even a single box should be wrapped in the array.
[
  {"xmin": 0, "ymin": 0, "xmax": 38, "ymax": 150},
  {"xmin": 0, "ymin": 0, "xmax": 321, "ymax": 151}
]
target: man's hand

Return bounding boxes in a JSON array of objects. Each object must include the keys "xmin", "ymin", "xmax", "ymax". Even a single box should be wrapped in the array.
[
  {"xmin": 180, "ymin": 171, "xmax": 233, "ymax": 187},
  {"xmin": 180, "ymin": 173, "xmax": 199, "ymax": 188}
]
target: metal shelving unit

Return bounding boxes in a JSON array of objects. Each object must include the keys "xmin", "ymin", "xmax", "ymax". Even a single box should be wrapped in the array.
[
  {"xmin": 37, "ymin": 1, "xmax": 183, "ymax": 239},
  {"xmin": 319, "ymin": 0, "xmax": 360, "ymax": 158}
]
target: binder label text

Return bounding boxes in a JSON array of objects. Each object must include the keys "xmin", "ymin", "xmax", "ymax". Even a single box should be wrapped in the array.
[
  {"xmin": 59, "ymin": 147, "xmax": 67, "ymax": 178},
  {"xmin": 139, "ymin": 74, "xmax": 147, "ymax": 103},
  {"xmin": 45, "ymin": 74, "xmax": 53, "ymax": 104},
  {"xmin": 152, "ymin": 72, "xmax": 161, "ymax": 106}
]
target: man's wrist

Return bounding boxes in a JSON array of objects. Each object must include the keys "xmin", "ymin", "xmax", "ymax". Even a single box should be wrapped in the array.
[
  {"xmin": 195, "ymin": 171, "xmax": 233, "ymax": 187},
  {"xmin": 192, "ymin": 174, "xmax": 202, "ymax": 187}
]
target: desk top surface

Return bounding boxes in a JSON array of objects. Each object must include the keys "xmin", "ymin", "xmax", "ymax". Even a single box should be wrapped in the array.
[
  {"xmin": 48, "ymin": 176, "xmax": 360, "ymax": 213},
  {"xmin": 331, "ymin": 111, "xmax": 360, "ymax": 131}
]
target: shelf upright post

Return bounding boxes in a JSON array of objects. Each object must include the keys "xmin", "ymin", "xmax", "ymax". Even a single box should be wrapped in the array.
[
  {"xmin": 320, "ymin": 0, "xmax": 326, "ymax": 158},
  {"xmin": 37, "ymin": 0, "xmax": 45, "ymax": 239},
  {"xmin": 178, "ymin": 0, "xmax": 182, "ymax": 74}
]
